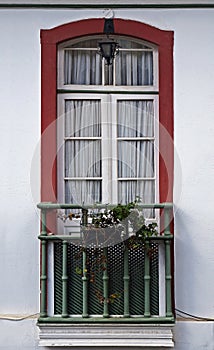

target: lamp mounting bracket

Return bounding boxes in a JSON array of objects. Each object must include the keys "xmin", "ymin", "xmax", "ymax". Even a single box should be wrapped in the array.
[{"xmin": 104, "ymin": 18, "xmax": 114, "ymax": 35}]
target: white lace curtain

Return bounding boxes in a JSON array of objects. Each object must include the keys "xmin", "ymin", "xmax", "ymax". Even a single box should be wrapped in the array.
[
  {"xmin": 64, "ymin": 51, "xmax": 102, "ymax": 85},
  {"xmin": 64, "ymin": 100, "xmax": 155, "ymax": 206},
  {"xmin": 117, "ymin": 100, "xmax": 155, "ymax": 204},
  {"xmin": 65, "ymin": 100, "xmax": 102, "ymax": 205},
  {"xmin": 64, "ymin": 50, "xmax": 153, "ymax": 86},
  {"xmin": 116, "ymin": 51, "xmax": 153, "ymax": 86}
]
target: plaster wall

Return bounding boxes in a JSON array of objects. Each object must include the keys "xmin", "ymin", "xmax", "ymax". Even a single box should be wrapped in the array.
[
  {"xmin": 0, "ymin": 6, "xmax": 213, "ymax": 349},
  {"xmin": 0, "ymin": 319, "xmax": 213, "ymax": 350}
]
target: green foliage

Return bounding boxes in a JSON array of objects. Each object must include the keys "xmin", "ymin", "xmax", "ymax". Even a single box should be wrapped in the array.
[
  {"xmin": 90, "ymin": 200, "xmax": 158, "ymax": 241},
  {"xmin": 75, "ymin": 267, "xmax": 82, "ymax": 275},
  {"xmin": 91, "ymin": 202, "xmax": 136, "ymax": 228},
  {"xmin": 111, "ymin": 202, "xmax": 135, "ymax": 222}
]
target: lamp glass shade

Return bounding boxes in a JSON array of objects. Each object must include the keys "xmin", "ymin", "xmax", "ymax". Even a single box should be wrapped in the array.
[{"xmin": 98, "ymin": 41, "xmax": 119, "ymax": 65}]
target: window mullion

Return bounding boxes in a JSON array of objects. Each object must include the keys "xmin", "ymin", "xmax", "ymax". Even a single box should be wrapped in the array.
[
  {"xmin": 111, "ymin": 95, "xmax": 118, "ymax": 204},
  {"xmin": 101, "ymin": 95, "xmax": 111, "ymax": 203},
  {"xmin": 102, "ymin": 58, "xmax": 105, "ymax": 86}
]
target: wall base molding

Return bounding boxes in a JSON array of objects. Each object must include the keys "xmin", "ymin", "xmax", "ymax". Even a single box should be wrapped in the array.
[{"xmin": 38, "ymin": 323, "xmax": 174, "ymax": 347}]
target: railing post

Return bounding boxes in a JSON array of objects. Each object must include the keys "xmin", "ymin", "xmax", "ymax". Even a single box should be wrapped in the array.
[
  {"xmin": 62, "ymin": 240, "xmax": 68, "ymax": 317},
  {"xmin": 144, "ymin": 239, "xmax": 151, "ymax": 317},
  {"xmin": 82, "ymin": 208, "xmax": 89, "ymax": 318},
  {"xmin": 123, "ymin": 221, "xmax": 130, "ymax": 318},
  {"xmin": 123, "ymin": 245, "xmax": 130, "ymax": 317},
  {"xmin": 82, "ymin": 208, "xmax": 88, "ymax": 227},
  {"xmin": 103, "ymin": 247, "xmax": 109, "ymax": 318},
  {"xmin": 164, "ymin": 205, "xmax": 173, "ymax": 317},
  {"xmin": 40, "ymin": 209, "xmax": 47, "ymax": 318},
  {"xmin": 82, "ymin": 248, "xmax": 89, "ymax": 318}
]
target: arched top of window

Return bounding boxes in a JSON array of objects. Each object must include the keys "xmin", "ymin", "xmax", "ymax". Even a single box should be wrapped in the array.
[
  {"xmin": 58, "ymin": 35, "xmax": 158, "ymax": 87},
  {"xmin": 62, "ymin": 36, "xmax": 153, "ymax": 49}
]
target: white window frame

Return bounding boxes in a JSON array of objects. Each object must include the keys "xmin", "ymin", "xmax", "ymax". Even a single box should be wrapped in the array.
[
  {"xmin": 57, "ymin": 93, "xmax": 159, "ymax": 207},
  {"xmin": 57, "ymin": 35, "xmax": 159, "ymax": 92}
]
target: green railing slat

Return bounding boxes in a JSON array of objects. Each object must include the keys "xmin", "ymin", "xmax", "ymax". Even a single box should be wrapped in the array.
[
  {"xmin": 40, "ymin": 240, "xmax": 47, "ymax": 317},
  {"xmin": 62, "ymin": 241, "xmax": 68, "ymax": 317},
  {"xmin": 81, "ymin": 208, "xmax": 89, "ymax": 318},
  {"xmin": 165, "ymin": 239, "xmax": 173, "ymax": 317},
  {"xmin": 41, "ymin": 210, "xmax": 47, "ymax": 236},
  {"xmin": 103, "ymin": 247, "xmax": 109, "ymax": 318},
  {"xmin": 144, "ymin": 240, "xmax": 151, "ymax": 317},
  {"xmin": 82, "ymin": 208, "xmax": 88, "ymax": 227},
  {"xmin": 37, "ymin": 202, "xmax": 173, "ymax": 210},
  {"xmin": 82, "ymin": 249, "xmax": 89, "ymax": 318},
  {"xmin": 38, "ymin": 234, "xmax": 173, "ymax": 241},
  {"xmin": 39, "ymin": 316, "xmax": 175, "ymax": 324},
  {"xmin": 40, "ymin": 209, "xmax": 47, "ymax": 317},
  {"xmin": 164, "ymin": 206, "xmax": 173, "ymax": 317},
  {"xmin": 123, "ymin": 246, "xmax": 130, "ymax": 317}
]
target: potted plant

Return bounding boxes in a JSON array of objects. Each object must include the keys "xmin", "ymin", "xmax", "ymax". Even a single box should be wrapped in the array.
[{"xmin": 81, "ymin": 200, "xmax": 158, "ymax": 248}]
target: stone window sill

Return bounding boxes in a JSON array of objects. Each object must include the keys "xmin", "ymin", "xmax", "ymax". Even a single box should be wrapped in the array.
[{"xmin": 38, "ymin": 324, "xmax": 174, "ymax": 347}]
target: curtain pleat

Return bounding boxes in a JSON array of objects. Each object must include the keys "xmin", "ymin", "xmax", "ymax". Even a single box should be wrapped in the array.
[
  {"xmin": 65, "ymin": 100, "xmax": 102, "ymax": 205},
  {"xmin": 64, "ymin": 50, "xmax": 102, "ymax": 85},
  {"xmin": 65, "ymin": 100, "xmax": 101, "ymax": 137},
  {"xmin": 117, "ymin": 100, "xmax": 155, "ymax": 209},
  {"xmin": 65, "ymin": 180, "xmax": 102, "ymax": 205},
  {"xmin": 117, "ymin": 100, "xmax": 154, "ymax": 137},
  {"xmin": 115, "ymin": 51, "xmax": 153, "ymax": 86},
  {"xmin": 64, "ymin": 47, "xmax": 153, "ymax": 86}
]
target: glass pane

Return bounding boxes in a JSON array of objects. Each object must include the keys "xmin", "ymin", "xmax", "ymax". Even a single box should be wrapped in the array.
[
  {"xmin": 64, "ymin": 37, "xmax": 154, "ymax": 86},
  {"xmin": 117, "ymin": 39, "xmax": 151, "ymax": 50},
  {"xmin": 115, "ymin": 51, "xmax": 153, "ymax": 86},
  {"xmin": 65, "ymin": 180, "xmax": 102, "ymax": 205},
  {"xmin": 65, "ymin": 100, "xmax": 101, "ymax": 137},
  {"xmin": 104, "ymin": 62, "xmax": 113, "ymax": 86},
  {"xmin": 68, "ymin": 39, "xmax": 100, "ymax": 48},
  {"xmin": 65, "ymin": 140, "xmax": 101, "ymax": 177},
  {"xmin": 67, "ymin": 38, "xmax": 151, "ymax": 50},
  {"xmin": 117, "ymin": 100, "xmax": 154, "ymax": 137},
  {"xmin": 118, "ymin": 141, "xmax": 154, "ymax": 178},
  {"xmin": 64, "ymin": 50, "xmax": 102, "ymax": 85},
  {"xmin": 118, "ymin": 180, "xmax": 155, "ymax": 217}
]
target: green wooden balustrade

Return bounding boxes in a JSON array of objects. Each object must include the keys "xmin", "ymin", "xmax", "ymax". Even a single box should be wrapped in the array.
[{"xmin": 37, "ymin": 202, "xmax": 174, "ymax": 324}]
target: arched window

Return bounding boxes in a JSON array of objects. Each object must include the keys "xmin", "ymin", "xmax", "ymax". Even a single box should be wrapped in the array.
[
  {"xmin": 59, "ymin": 36, "xmax": 155, "ymax": 86},
  {"xmin": 57, "ymin": 35, "xmax": 158, "ymax": 213},
  {"xmin": 41, "ymin": 19, "xmax": 173, "ymax": 208}
]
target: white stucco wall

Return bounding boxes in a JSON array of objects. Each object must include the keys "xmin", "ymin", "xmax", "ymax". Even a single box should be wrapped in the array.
[{"xmin": 0, "ymin": 5, "xmax": 213, "ymax": 349}]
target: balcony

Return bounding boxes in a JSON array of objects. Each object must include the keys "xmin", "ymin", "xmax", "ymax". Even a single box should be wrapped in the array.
[{"xmin": 37, "ymin": 202, "xmax": 174, "ymax": 347}]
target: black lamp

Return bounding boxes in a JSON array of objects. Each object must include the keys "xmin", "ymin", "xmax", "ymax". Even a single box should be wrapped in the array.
[
  {"xmin": 97, "ymin": 18, "xmax": 119, "ymax": 65},
  {"xmin": 97, "ymin": 40, "xmax": 119, "ymax": 65}
]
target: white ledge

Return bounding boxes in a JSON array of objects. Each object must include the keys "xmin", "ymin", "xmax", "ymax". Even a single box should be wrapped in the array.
[
  {"xmin": 0, "ymin": 0, "xmax": 213, "ymax": 6},
  {"xmin": 38, "ymin": 323, "xmax": 174, "ymax": 347}
]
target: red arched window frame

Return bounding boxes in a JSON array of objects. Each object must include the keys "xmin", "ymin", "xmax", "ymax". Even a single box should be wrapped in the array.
[{"xmin": 40, "ymin": 18, "xmax": 174, "ymax": 205}]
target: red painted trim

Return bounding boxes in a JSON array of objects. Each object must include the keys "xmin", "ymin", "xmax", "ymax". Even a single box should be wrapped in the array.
[
  {"xmin": 159, "ymin": 40, "xmax": 174, "ymax": 203},
  {"xmin": 41, "ymin": 18, "xmax": 105, "ymax": 44},
  {"xmin": 41, "ymin": 36, "xmax": 57, "ymax": 202},
  {"xmin": 41, "ymin": 18, "xmax": 174, "ymax": 204}
]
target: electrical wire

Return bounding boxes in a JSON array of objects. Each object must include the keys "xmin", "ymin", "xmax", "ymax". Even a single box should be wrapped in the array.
[
  {"xmin": 0, "ymin": 313, "xmax": 39, "ymax": 321},
  {"xmin": 175, "ymin": 308, "xmax": 214, "ymax": 321},
  {"xmin": 0, "ymin": 310, "xmax": 213, "ymax": 322}
]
